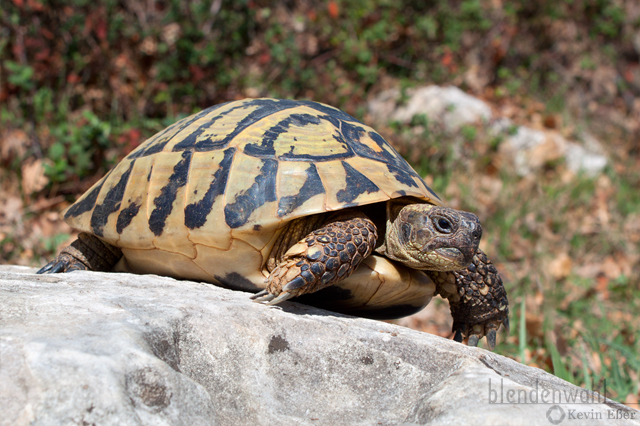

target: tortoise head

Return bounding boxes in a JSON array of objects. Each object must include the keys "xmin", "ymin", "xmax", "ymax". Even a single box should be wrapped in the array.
[{"xmin": 379, "ymin": 203, "xmax": 482, "ymax": 271}]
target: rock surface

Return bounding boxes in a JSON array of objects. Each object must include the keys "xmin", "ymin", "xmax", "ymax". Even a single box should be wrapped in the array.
[{"xmin": 1, "ymin": 265, "xmax": 637, "ymax": 426}]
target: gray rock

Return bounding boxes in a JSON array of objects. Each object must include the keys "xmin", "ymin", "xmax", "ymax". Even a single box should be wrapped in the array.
[
  {"xmin": 565, "ymin": 141, "xmax": 608, "ymax": 177},
  {"xmin": 369, "ymin": 86, "xmax": 492, "ymax": 132},
  {"xmin": 1, "ymin": 266, "xmax": 637, "ymax": 425},
  {"xmin": 490, "ymin": 118, "xmax": 608, "ymax": 177}
]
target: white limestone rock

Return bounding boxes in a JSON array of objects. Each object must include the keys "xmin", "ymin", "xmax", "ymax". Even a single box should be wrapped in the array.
[
  {"xmin": 490, "ymin": 119, "xmax": 608, "ymax": 177},
  {"xmin": 1, "ymin": 266, "xmax": 636, "ymax": 426},
  {"xmin": 369, "ymin": 86, "xmax": 492, "ymax": 132}
]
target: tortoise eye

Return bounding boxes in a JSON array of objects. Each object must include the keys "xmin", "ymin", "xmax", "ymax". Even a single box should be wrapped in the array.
[{"xmin": 434, "ymin": 217, "xmax": 454, "ymax": 234}]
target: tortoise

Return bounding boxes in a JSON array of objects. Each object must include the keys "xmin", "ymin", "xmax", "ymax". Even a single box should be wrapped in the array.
[{"xmin": 38, "ymin": 98, "xmax": 509, "ymax": 348}]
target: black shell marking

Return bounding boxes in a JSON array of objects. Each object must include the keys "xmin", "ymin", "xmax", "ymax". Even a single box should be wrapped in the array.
[
  {"xmin": 336, "ymin": 161, "xmax": 380, "ymax": 203},
  {"xmin": 128, "ymin": 102, "xmax": 232, "ymax": 159},
  {"xmin": 224, "ymin": 158, "xmax": 278, "ymax": 229},
  {"xmin": 184, "ymin": 147, "xmax": 235, "ymax": 229},
  {"xmin": 149, "ymin": 150, "xmax": 193, "ymax": 236},
  {"xmin": 277, "ymin": 163, "xmax": 325, "ymax": 217},
  {"xmin": 90, "ymin": 160, "xmax": 135, "ymax": 237},
  {"xmin": 64, "ymin": 171, "xmax": 109, "ymax": 219},
  {"xmin": 244, "ymin": 113, "xmax": 322, "ymax": 157},
  {"xmin": 116, "ymin": 200, "xmax": 141, "ymax": 234}
]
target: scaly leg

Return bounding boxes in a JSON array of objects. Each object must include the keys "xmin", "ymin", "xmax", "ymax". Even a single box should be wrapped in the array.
[
  {"xmin": 252, "ymin": 212, "xmax": 377, "ymax": 305},
  {"xmin": 427, "ymin": 249, "xmax": 509, "ymax": 350},
  {"xmin": 37, "ymin": 233, "xmax": 122, "ymax": 274}
]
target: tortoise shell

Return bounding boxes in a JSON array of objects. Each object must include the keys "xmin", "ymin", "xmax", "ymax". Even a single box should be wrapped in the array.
[{"xmin": 62, "ymin": 98, "xmax": 441, "ymax": 305}]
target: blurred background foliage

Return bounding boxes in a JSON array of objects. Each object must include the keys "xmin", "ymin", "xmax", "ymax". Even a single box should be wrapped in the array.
[
  {"xmin": 2, "ymin": 0, "xmax": 640, "ymax": 403},
  {"xmin": 2, "ymin": 0, "xmax": 638, "ymax": 181}
]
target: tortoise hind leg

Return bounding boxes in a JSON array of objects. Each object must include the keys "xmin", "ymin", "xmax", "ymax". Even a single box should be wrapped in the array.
[
  {"xmin": 427, "ymin": 249, "xmax": 509, "ymax": 350},
  {"xmin": 252, "ymin": 211, "xmax": 378, "ymax": 305},
  {"xmin": 37, "ymin": 232, "xmax": 122, "ymax": 274}
]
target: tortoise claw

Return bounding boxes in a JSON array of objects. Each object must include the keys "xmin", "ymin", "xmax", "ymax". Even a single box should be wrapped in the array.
[
  {"xmin": 251, "ymin": 290, "xmax": 294, "ymax": 305},
  {"xmin": 263, "ymin": 291, "xmax": 294, "ymax": 305},
  {"xmin": 468, "ymin": 325, "xmax": 484, "ymax": 347},
  {"xmin": 452, "ymin": 322, "xmax": 468, "ymax": 343},
  {"xmin": 250, "ymin": 290, "xmax": 269, "ymax": 300},
  {"xmin": 251, "ymin": 291, "xmax": 277, "ymax": 303},
  {"xmin": 468, "ymin": 334, "xmax": 480, "ymax": 347},
  {"xmin": 37, "ymin": 260, "xmax": 67, "ymax": 274},
  {"xmin": 451, "ymin": 320, "xmax": 505, "ymax": 350},
  {"xmin": 486, "ymin": 329, "xmax": 497, "ymax": 351},
  {"xmin": 37, "ymin": 263, "xmax": 53, "ymax": 274},
  {"xmin": 485, "ymin": 320, "xmax": 501, "ymax": 350}
]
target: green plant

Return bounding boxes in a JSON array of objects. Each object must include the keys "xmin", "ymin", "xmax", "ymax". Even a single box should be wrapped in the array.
[
  {"xmin": 44, "ymin": 111, "xmax": 112, "ymax": 183},
  {"xmin": 461, "ymin": 125, "xmax": 477, "ymax": 142},
  {"xmin": 4, "ymin": 61, "xmax": 35, "ymax": 90}
]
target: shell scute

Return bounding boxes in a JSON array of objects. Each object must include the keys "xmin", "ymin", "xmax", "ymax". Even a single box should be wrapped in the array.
[
  {"xmin": 113, "ymin": 155, "xmax": 156, "ymax": 249},
  {"xmin": 184, "ymin": 148, "xmax": 235, "ymax": 230},
  {"xmin": 239, "ymin": 106, "xmax": 355, "ymax": 162},
  {"xmin": 182, "ymin": 150, "xmax": 235, "ymax": 250},
  {"xmin": 143, "ymin": 151, "xmax": 196, "ymax": 258},
  {"xmin": 276, "ymin": 161, "xmax": 326, "ymax": 218},
  {"xmin": 224, "ymin": 155, "xmax": 278, "ymax": 229},
  {"xmin": 336, "ymin": 161, "xmax": 380, "ymax": 204},
  {"xmin": 167, "ymin": 101, "xmax": 261, "ymax": 153}
]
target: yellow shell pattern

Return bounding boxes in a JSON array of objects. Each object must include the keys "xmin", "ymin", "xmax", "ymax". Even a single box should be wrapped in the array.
[{"xmin": 62, "ymin": 99, "xmax": 440, "ymax": 312}]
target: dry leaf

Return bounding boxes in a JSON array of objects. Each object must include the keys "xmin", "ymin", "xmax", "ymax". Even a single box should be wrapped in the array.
[
  {"xmin": 1, "ymin": 129, "xmax": 29, "ymax": 163},
  {"xmin": 525, "ymin": 311, "xmax": 544, "ymax": 339},
  {"xmin": 139, "ymin": 37, "xmax": 157, "ymax": 56},
  {"xmin": 625, "ymin": 393, "xmax": 639, "ymax": 406},
  {"xmin": 0, "ymin": 196, "xmax": 24, "ymax": 233},
  {"xmin": 30, "ymin": 211, "xmax": 72, "ymax": 239},
  {"xmin": 549, "ymin": 253, "xmax": 573, "ymax": 280},
  {"xmin": 21, "ymin": 159, "xmax": 49, "ymax": 195}
]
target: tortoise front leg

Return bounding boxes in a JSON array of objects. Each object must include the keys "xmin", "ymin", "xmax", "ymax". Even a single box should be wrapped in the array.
[
  {"xmin": 37, "ymin": 233, "xmax": 122, "ymax": 274},
  {"xmin": 427, "ymin": 249, "xmax": 509, "ymax": 350},
  {"xmin": 252, "ymin": 212, "xmax": 378, "ymax": 305}
]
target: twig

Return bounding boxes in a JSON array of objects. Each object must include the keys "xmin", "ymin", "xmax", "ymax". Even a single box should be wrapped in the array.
[
  {"xmin": 202, "ymin": 0, "xmax": 222, "ymax": 37},
  {"xmin": 382, "ymin": 54, "xmax": 415, "ymax": 70},
  {"xmin": 24, "ymin": 195, "xmax": 66, "ymax": 214},
  {"xmin": 310, "ymin": 50, "xmax": 334, "ymax": 66}
]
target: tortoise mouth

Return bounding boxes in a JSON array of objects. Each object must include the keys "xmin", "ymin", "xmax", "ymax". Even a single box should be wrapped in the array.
[{"xmin": 434, "ymin": 247, "xmax": 467, "ymax": 270}]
